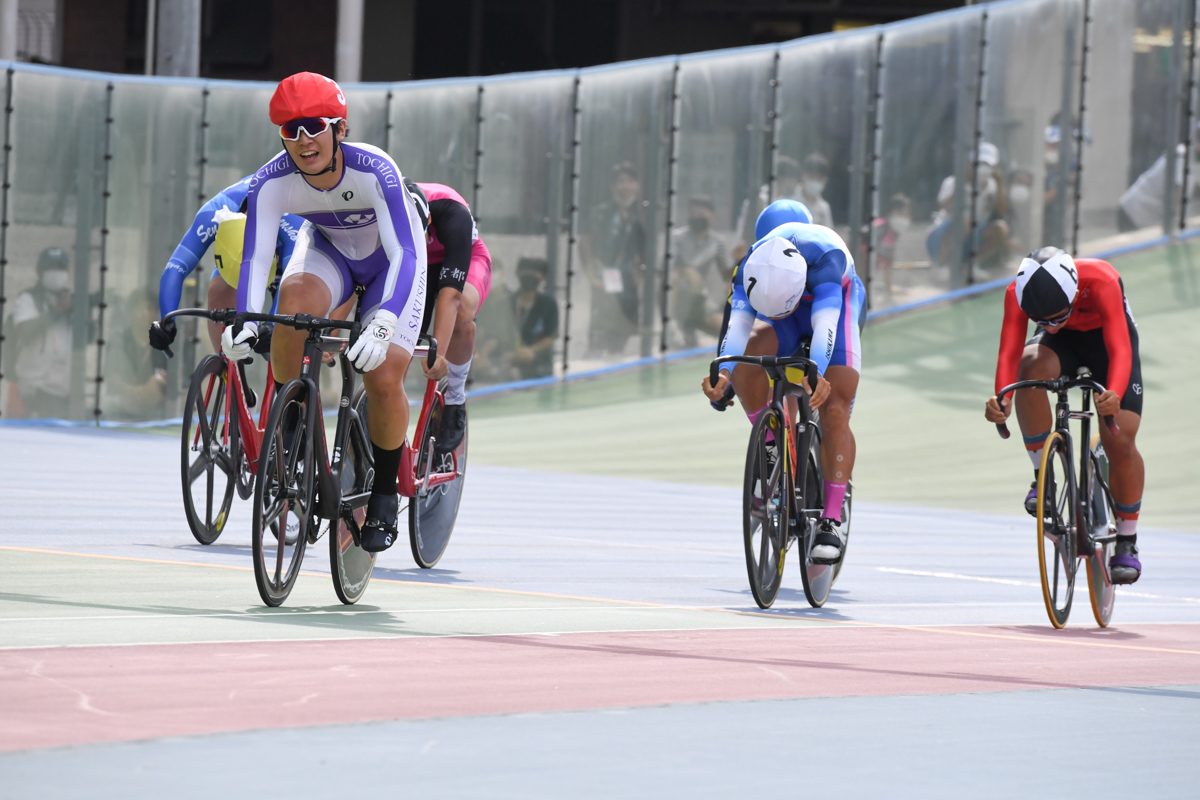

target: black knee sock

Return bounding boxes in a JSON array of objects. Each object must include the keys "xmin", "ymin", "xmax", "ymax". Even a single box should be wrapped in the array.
[{"xmin": 371, "ymin": 442, "xmax": 403, "ymax": 495}]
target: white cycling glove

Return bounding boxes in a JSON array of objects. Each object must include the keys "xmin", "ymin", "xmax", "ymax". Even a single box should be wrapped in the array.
[
  {"xmin": 347, "ymin": 309, "xmax": 396, "ymax": 372},
  {"xmin": 221, "ymin": 321, "xmax": 258, "ymax": 362}
]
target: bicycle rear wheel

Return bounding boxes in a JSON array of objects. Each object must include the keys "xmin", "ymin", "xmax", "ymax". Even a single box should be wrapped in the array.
[
  {"xmin": 408, "ymin": 389, "xmax": 468, "ymax": 569},
  {"xmin": 798, "ymin": 432, "xmax": 835, "ymax": 608},
  {"xmin": 1036, "ymin": 431, "xmax": 1077, "ymax": 628},
  {"xmin": 181, "ymin": 354, "xmax": 239, "ymax": 545},
  {"xmin": 331, "ymin": 386, "xmax": 377, "ymax": 604},
  {"xmin": 743, "ymin": 406, "xmax": 789, "ymax": 609},
  {"xmin": 251, "ymin": 380, "xmax": 314, "ymax": 607},
  {"xmin": 1084, "ymin": 434, "xmax": 1117, "ymax": 627},
  {"xmin": 831, "ymin": 481, "xmax": 853, "ymax": 585}
]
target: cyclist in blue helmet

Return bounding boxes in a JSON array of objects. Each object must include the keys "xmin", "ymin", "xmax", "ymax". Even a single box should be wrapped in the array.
[{"xmin": 755, "ymin": 199, "xmax": 812, "ymax": 242}]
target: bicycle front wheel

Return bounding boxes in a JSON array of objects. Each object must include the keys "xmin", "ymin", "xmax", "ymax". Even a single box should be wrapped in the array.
[
  {"xmin": 1036, "ymin": 431, "xmax": 1077, "ymax": 628},
  {"xmin": 180, "ymin": 354, "xmax": 239, "ymax": 545},
  {"xmin": 1084, "ymin": 434, "xmax": 1117, "ymax": 627},
  {"xmin": 409, "ymin": 389, "xmax": 468, "ymax": 569},
  {"xmin": 331, "ymin": 386, "xmax": 376, "ymax": 604},
  {"xmin": 743, "ymin": 406, "xmax": 789, "ymax": 609},
  {"xmin": 251, "ymin": 379, "xmax": 314, "ymax": 607}
]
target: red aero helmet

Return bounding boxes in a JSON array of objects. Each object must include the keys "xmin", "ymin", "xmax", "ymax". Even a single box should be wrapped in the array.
[{"xmin": 269, "ymin": 72, "xmax": 347, "ymax": 125}]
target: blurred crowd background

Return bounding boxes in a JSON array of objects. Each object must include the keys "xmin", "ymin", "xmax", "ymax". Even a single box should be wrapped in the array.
[{"xmin": 0, "ymin": 0, "xmax": 1196, "ymax": 422}]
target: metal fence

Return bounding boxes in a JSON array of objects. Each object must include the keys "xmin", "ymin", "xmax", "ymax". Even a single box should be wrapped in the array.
[{"xmin": 0, "ymin": 0, "xmax": 1196, "ymax": 422}]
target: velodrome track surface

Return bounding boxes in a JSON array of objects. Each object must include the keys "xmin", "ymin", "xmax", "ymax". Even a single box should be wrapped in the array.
[{"xmin": 2, "ymin": 241, "xmax": 1199, "ymax": 796}]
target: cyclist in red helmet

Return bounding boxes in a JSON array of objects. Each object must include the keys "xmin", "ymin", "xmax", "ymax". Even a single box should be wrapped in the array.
[{"xmin": 228, "ymin": 72, "xmax": 428, "ymax": 552}]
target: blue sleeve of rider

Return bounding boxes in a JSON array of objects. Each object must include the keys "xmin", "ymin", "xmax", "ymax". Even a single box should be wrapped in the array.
[
  {"xmin": 718, "ymin": 284, "xmax": 756, "ymax": 376},
  {"xmin": 157, "ymin": 195, "xmax": 230, "ymax": 319},
  {"xmin": 808, "ymin": 281, "xmax": 843, "ymax": 376}
]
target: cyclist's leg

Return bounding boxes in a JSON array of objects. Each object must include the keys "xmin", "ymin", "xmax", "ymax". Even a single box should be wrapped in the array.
[
  {"xmin": 1014, "ymin": 331, "xmax": 1066, "ymax": 468},
  {"xmin": 1091, "ymin": 318, "xmax": 1145, "ymax": 580},
  {"xmin": 271, "ymin": 228, "xmax": 350, "ymax": 384},
  {"xmin": 819, "ymin": 275, "xmax": 864, "ymax": 522},
  {"xmin": 443, "ymin": 246, "xmax": 491, "ymax": 409},
  {"xmin": 729, "ymin": 319, "xmax": 780, "ymax": 422},
  {"xmin": 355, "ymin": 241, "xmax": 426, "ymax": 551},
  {"xmin": 205, "ymin": 269, "xmax": 235, "ymax": 352}
]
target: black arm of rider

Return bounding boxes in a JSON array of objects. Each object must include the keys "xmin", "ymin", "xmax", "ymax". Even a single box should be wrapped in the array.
[{"xmin": 428, "ymin": 199, "xmax": 475, "ymax": 291}]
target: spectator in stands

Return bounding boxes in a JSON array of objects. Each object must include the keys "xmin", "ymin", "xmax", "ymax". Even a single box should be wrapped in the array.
[
  {"xmin": 1118, "ymin": 143, "xmax": 1199, "ymax": 232},
  {"xmin": 869, "ymin": 193, "xmax": 912, "ymax": 295},
  {"xmin": 581, "ymin": 161, "xmax": 646, "ymax": 356},
  {"xmin": 797, "ymin": 153, "xmax": 834, "ymax": 228},
  {"xmin": 104, "ymin": 287, "xmax": 168, "ymax": 419},
  {"xmin": 511, "ymin": 257, "xmax": 558, "ymax": 379},
  {"xmin": 471, "ymin": 260, "xmax": 516, "ymax": 384},
  {"xmin": 671, "ymin": 195, "xmax": 731, "ymax": 348},
  {"xmin": 5, "ymin": 247, "xmax": 73, "ymax": 419},
  {"xmin": 927, "ymin": 142, "xmax": 1010, "ymax": 271}
]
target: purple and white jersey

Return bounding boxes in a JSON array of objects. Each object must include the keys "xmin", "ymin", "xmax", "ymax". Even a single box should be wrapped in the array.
[{"xmin": 237, "ymin": 142, "xmax": 422, "ymax": 318}]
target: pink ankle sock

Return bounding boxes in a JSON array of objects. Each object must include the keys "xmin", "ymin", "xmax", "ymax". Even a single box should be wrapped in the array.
[
  {"xmin": 746, "ymin": 403, "xmax": 774, "ymax": 443},
  {"xmin": 823, "ymin": 480, "xmax": 847, "ymax": 520}
]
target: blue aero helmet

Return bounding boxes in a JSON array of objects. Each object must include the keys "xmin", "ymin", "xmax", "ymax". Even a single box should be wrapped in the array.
[{"xmin": 755, "ymin": 199, "xmax": 812, "ymax": 242}]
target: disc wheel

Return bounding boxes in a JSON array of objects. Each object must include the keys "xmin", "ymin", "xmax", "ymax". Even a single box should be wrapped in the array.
[
  {"xmin": 1036, "ymin": 431, "xmax": 1078, "ymax": 628},
  {"xmin": 180, "ymin": 354, "xmax": 239, "ymax": 545},
  {"xmin": 409, "ymin": 389, "xmax": 468, "ymax": 569},
  {"xmin": 798, "ymin": 432, "xmax": 835, "ymax": 608},
  {"xmin": 742, "ymin": 406, "xmax": 789, "ymax": 609},
  {"xmin": 331, "ymin": 386, "xmax": 377, "ymax": 604},
  {"xmin": 1084, "ymin": 435, "xmax": 1116, "ymax": 627},
  {"xmin": 251, "ymin": 379, "xmax": 314, "ymax": 607}
]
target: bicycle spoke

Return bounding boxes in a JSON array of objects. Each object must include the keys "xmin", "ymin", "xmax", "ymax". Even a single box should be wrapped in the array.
[
  {"xmin": 205, "ymin": 463, "xmax": 214, "ymax": 529},
  {"xmin": 274, "ymin": 500, "xmax": 288, "ymax": 585},
  {"xmin": 188, "ymin": 452, "xmax": 211, "ymax": 483}
]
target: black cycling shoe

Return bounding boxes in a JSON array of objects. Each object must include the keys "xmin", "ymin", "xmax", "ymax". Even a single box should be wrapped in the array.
[
  {"xmin": 810, "ymin": 518, "xmax": 846, "ymax": 564},
  {"xmin": 435, "ymin": 403, "xmax": 467, "ymax": 455},
  {"xmin": 360, "ymin": 492, "xmax": 399, "ymax": 553}
]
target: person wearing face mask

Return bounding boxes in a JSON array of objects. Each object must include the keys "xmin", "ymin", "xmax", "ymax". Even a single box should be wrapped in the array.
[
  {"xmin": 580, "ymin": 161, "xmax": 647, "ymax": 356},
  {"xmin": 4, "ymin": 247, "xmax": 74, "ymax": 418},
  {"xmin": 671, "ymin": 195, "xmax": 731, "ymax": 348},
  {"xmin": 797, "ymin": 153, "xmax": 834, "ymax": 229},
  {"xmin": 928, "ymin": 142, "xmax": 1010, "ymax": 272},
  {"xmin": 511, "ymin": 258, "xmax": 558, "ymax": 379},
  {"xmin": 868, "ymin": 194, "xmax": 912, "ymax": 295}
]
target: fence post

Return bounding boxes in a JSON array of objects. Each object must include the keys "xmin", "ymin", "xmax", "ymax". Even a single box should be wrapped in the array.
[
  {"xmin": 472, "ymin": 83, "xmax": 484, "ymax": 214},
  {"xmin": 767, "ymin": 48, "xmax": 781, "ymax": 204},
  {"xmin": 1164, "ymin": 1, "xmax": 1189, "ymax": 240},
  {"xmin": 1070, "ymin": 0, "xmax": 1092, "ymax": 256},
  {"xmin": 561, "ymin": 72, "xmax": 582, "ymax": 376},
  {"xmin": 181, "ymin": 83, "xmax": 210, "ymax": 383},
  {"xmin": 92, "ymin": 82, "xmax": 115, "ymax": 423},
  {"xmin": 1181, "ymin": 1, "xmax": 1199, "ymax": 232},
  {"xmin": 0, "ymin": 67, "xmax": 11, "ymax": 415},
  {"xmin": 965, "ymin": 9, "xmax": 989, "ymax": 282},
  {"xmin": 864, "ymin": 32, "xmax": 884, "ymax": 310},
  {"xmin": 659, "ymin": 58, "xmax": 682, "ymax": 356},
  {"xmin": 384, "ymin": 88, "xmax": 394, "ymax": 154}
]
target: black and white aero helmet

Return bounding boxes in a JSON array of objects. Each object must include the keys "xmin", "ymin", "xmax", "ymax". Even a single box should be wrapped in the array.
[
  {"xmin": 404, "ymin": 178, "xmax": 430, "ymax": 232},
  {"xmin": 1014, "ymin": 246, "xmax": 1078, "ymax": 322}
]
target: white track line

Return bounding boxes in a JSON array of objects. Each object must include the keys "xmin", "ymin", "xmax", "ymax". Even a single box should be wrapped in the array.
[{"xmin": 877, "ymin": 567, "xmax": 1200, "ymax": 603}]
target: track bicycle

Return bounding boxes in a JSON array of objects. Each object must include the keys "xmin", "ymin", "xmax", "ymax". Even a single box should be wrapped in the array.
[
  {"xmin": 710, "ymin": 352, "xmax": 852, "ymax": 609},
  {"xmin": 163, "ymin": 309, "xmax": 276, "ymax": 546},
  {"xmin": 995, "ymin": 369, "xmax": 1120, "ymax": 628}
]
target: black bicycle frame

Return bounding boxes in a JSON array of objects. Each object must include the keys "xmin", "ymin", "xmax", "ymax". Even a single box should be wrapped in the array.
[
  {"xmin": 711, "ymin": 354, "xmax": 820, "ymax": 513},
  {"xmin": 995, "ymin": 373, "xmax": 1119, "ymax": 548},
  {"xmin": 292, "ymin": 329, "xmax": 372, "ymax": 524}
]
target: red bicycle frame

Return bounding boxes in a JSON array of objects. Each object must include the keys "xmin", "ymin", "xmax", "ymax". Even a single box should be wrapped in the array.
[
  {"xmin": 397, "ymin": 345, "xmax": 460, "ymax": 498},
  {"xmin": 191, "ymin": 356, "xmax": 276, "ymax": 474}
]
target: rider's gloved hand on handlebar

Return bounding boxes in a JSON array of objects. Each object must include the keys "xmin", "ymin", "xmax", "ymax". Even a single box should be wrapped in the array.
[
  {"xmin": 221, "ymin": 321, "xmax": 258, "ymax": 362},
  {"xmin": 347, "ymin": 309, "xmax": 396, "ymax": 372},
  {"xmin": 148, "ymin": 318, "xmax": 176, "ymax": 351}
]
